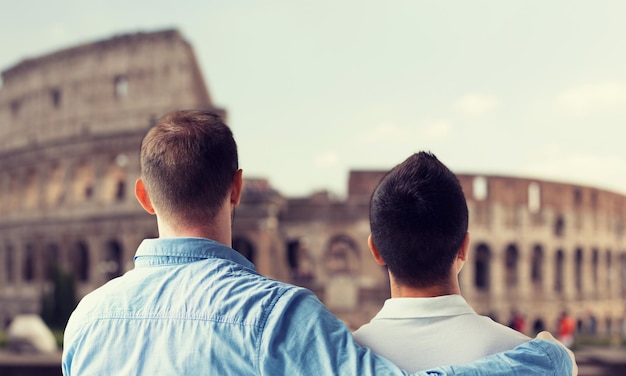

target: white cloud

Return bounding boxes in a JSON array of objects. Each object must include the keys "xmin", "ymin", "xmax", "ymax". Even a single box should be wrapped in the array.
[
  {"xmin": 313, "ymin": 151, "xmax": 339, "ymax": 168},
  {"xmin": 419, "ymin": 120, "xmax": 452, "ymax": 139},
  {"xmin": 520, "ymin": 145, "xmax": 626, "ymax": 193},
  {"xmin": 358, "ymin": 123, "xmax": 412, "ymax": 144},
  {"xmin": 358, "ymin": 120, "xmax": 452, "ymax": 145},
  {"xmin": 454, "ymin": 94, "xmax": 499, "ymax": 116},
  {"xmin": 556, "ymin": 83, "xmax": 626, "ymax": 115}
]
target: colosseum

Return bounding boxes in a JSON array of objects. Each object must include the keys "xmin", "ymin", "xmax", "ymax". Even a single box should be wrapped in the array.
[{"xmin": 1, "ymin": 29, "xmax": 625, "ymax": 340}]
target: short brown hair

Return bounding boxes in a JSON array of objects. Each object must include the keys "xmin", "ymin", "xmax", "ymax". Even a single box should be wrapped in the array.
[{"xmin": 140, "ymin": 110, "xmax": 238, "ymax": 224}]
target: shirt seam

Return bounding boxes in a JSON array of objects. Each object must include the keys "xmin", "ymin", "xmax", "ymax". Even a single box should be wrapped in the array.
[
  {"xmin": 533, "ymin": 340, "xmax": 559, "ymax": 376},
  {"xmin": 79, "ymin": 311, "xmax": 263, "ymax": 327},
  {"xmin": 254, "ymin": 285, "xmax": 295, "ymax": 375}
]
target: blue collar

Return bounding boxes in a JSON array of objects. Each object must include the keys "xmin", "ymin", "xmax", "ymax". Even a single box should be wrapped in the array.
[{"xmin": 133, "ymin": 237, "xmax": 255, "ymax": 270}]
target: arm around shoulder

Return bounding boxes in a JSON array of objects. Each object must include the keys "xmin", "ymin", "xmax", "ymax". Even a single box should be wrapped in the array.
[{"xmin": 418, "ymin": 336, "xmax": 576, "ymax": 376}]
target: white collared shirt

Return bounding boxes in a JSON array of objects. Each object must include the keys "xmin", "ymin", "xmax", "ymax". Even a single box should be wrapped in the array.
[{"xmin": 353, "ymin": 294, "xmax": 530, "ymax": 372}]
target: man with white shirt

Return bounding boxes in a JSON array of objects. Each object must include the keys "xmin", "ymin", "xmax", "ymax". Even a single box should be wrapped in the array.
[{"xmin": 354, "ymin": 151, "xmax": 530, "ymax": 372}]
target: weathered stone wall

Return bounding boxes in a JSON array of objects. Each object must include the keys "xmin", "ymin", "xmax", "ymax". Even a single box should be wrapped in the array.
[
  {"xmin": 279, "ymin": 171, "xmax": 626, "ymax": 333},
  {"xmin": 0, "ymin": 30, "xmax": 222, "ymax": 326}
]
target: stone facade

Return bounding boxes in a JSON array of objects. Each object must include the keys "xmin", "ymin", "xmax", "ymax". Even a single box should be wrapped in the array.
[
  {"xmin": 258, "ymin": 171, "xmax": 626, "ymax": 334},
  {"xmin": 1, "ymin": 30, "xmax": 625, "ymax": 340},
  {"xmin": 0, "ymin": 29, "xmax": 223, "ymax": 326}
]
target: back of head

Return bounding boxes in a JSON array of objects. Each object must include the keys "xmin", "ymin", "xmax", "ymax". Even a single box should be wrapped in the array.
[
  {"xmin": 140, "ymin": 110, "xmax": 238, "ymax": 225},
  {"xmin": 369, "ymin": 151, "xmax": 468, "ymax": 288}
]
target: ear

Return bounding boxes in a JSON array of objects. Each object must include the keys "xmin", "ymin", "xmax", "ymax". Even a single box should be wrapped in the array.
[
  {"xmin": 368, "ymin": 234, "xmax": 386, "ymax": 266},
  {"xmin": 230, "ymin": 169, "xmax": 243, "ymax": 206},
  {"xmin": 455, "ymin": 232, "xmax": 470, "ymax": 273},
  {"xmin": 135, "ymin": 178, "xmax": 156, "ymax": 215}
]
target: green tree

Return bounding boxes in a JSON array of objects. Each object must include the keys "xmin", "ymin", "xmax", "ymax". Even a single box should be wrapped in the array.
[{"xmin": 41, "ymin": 266, "xmax": 77, "ymax": 330}]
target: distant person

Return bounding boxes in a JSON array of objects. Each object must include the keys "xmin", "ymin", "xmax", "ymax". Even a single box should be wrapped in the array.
[
  {"xmin": 508, "ymin": 310, "xmax": 526, "ymax": 333},
  {"xmin": 559, "ymin": 311, "xmax": 576, "ymax": 348},
  {"xmin": 353, "ymin": 152, "xmax": 534, "ymax": 372},
  {"xmin": 533, "ymin": 318, "xmax": 546, "ymax": 335},
  {"xmin": 62, "ymin": 113, "xmax": 575, "ymax": 375}
]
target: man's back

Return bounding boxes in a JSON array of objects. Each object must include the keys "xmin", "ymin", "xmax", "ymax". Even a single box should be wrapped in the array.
[
  {"xmin": 353, "ymin": 295, "xmax": 530, "ymax": 372},
  {"xmin": 63, "ymin": 237, "xmax": 412, "ymax": 375}
]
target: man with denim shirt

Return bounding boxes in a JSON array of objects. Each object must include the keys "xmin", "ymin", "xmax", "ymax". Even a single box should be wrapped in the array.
[{"xmin": 62, "ymin": 110, "xmax": 575, "ymax": 375}]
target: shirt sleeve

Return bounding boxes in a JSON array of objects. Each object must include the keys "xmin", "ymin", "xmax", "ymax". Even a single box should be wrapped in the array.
[
  {"xmin": 422, "ymin": 339, "xmax": 573, "ymax": 375},
  {"xmin": 258, "ymin": 287, "xmax": 572, "ymax": 376}
]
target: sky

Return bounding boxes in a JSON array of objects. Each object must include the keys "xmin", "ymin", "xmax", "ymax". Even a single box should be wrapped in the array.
[{"xmin": 2, "ymin": 0, "xmax": 626, "ymax": 197}]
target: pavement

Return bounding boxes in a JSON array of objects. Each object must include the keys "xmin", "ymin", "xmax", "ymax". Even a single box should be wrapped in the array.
[{"xmin": 574, "ymin": 346, "xmax": 626, "ymax": 376}]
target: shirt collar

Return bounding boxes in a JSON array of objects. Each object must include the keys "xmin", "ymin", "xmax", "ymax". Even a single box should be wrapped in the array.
[
  {"xmin": 373, "ymin": 294, "xmax": 476, "ymax": 320},
  {"xmin": 134, "ymin": 237, "xmax": 255, "ymax": 270}
]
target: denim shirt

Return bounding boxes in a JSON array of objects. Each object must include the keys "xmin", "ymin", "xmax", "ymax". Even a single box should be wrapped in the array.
[{"xmin": 62, "ymin": 237, "xmax": 572, "ymax": 375}]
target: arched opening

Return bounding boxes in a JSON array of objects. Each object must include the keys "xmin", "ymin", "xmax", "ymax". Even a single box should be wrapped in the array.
[
  {"xmin": 531, "ymin": 244, "xmax": 544, "ymax": 289},
  {"xmin": 46, "ymin": 162, "xmax": 65, "ymax": 206},
  {"xmin": 528, "ymin": 183, "xmax": 541, "ymax": 213},
  {"xmin": 621, "ymin": 253, "xmax": 626, "ymax": 298},
  {"xmin": 286, "ymin": 239, "xmax": 314, "ymax": 282},
  {"xmin": 504, "ymin": 244, "xmax": 519, "ymax": 287},
  {"xmin": 5, "ymin": 244, "xmax": 15, "ymax": 283},
  {"xmin": 232, "ymin": 237, "xmax": 255, "ymax": 264},
  {"xmin": 103, "ymin": 156, "xmax": 128, "ymax": 203},
  {"xmin": 23, "ymin": 244, "xmax": 36, "ymax": 283},
  {"xmin": 73, "ymin": 242, "xmax": 90, "ymax": 282},
  {"xmin": 532, "ymin": 318, "xmax": 546, "ymax": 335},
  {"xmin": 575, "ymin": 248, "xmax": 583, "ymax": 293},
  {"xmin": 473, "ymin": 176, "xmax": 488, "ymax": 200},
  {"xmin": 606, "ymin": 250, "xmax": 612, "ymax": 292},
  {"xmin": 73, "ymin": 161, "xmax": 95, "ymax": 202},
  {"xmin": 323, "ymin": 234, "xmax": 360, "ymax": 276},
  {"xmin": 45, "ymin": 243, "xmax": 59, "ymax": 282},
  {"xmin": 474, "ymin": 244, "xmax": 491, "ymax": 291},
  {"xmin": 554, "ymin": 215, "xmax": 565, "ymax": 237},
  {"xmin": 24, "ymin": 169, "xmax": 39, "ymax": 210},
  {"xmin": 555, "ymin": 249, "xmax": 565, "ymax": 293},
  {"xmin": 592, "ymin": 248, "xmax": 599, "ymax": 292},
  {"xmin": 104, "ymin": 240, "xmax": 124, "ymax": 280}
]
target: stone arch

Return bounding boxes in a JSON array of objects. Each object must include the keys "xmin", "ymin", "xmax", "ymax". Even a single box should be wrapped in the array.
[
  {"xmin": 621, "ymin": 252, "xmax": 626, "ymax": 298},
  {"xmin": 23, "ymin": 243, "xmax": 36, "ymax": 283},
  {"xmin": 232, "ymin": 237, "xmax": 256, "ymax": 264},
  {"xmin": 555, "ymin": 249, "xmax": 565, "ymax": 293},
  {"xmin": 73, "ymin": 160, "xmax": 95, "ymax": 203},
  {"xmin": 606, "ymin": 249, "xmax": 612, "ymax": 292},
  {"xmin": 73, "ymin": 241, "xmax": 90, "ymax": 282},
  {"xmin": 45, "ymin": 243, "xmax": 60, "ymax": 282},
  {"xmin": 554, "ymin": 215, "xmax": 565, "ymax": 237},
  {"xmin": 103, "ymin": 240, "xmax": 124, "ymax": 280},
  {"xmin": 527, "ymin": 182, "xmax": 541, "ymax": 213},
  {"xmin": 531, "ymin": 244, "xmax": 544, "ymax": 289},
  {"xmin": 103, "ymin": 155, "xmax": 128, "ymax": 203},
  {"xmin": 46, "ymin": 161, "xmax": 65, "ymax": 206},
  {"xmin": 504, "ymin": 243, "xmax": 519, "ymax": 287},
  {"xmin": 592, "ymin": 248, "xmax": 599, "ymax": 292},
  {"xmin": 23, "ymin": 169, "xmax": 39, "ymax": 210},
  {"xmin": 286, "ymin": 239, "xmax": 314, "ymax": 281},
  {"xmin": 474, "ymin": 243, "xmax": 491, "ymax": 291},
  {"xmin": 8, "ymin": 173, "xmax": 20, "ymax": 212},
  {"xmin": 5, "ymin": 243, "xmax": 15, "ymax": 283},
  {"xmin": 575, "ymin": 248, "xmax": 584, "ymax": 293},
  {"xmin": 323, "ymin": 234, "xmax": 360, "ymax": 276}
]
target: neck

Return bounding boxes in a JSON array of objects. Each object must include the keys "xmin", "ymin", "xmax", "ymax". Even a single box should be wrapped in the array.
[
  {"xmin": 155, "ymin": 203, "xmax": 233, "ymax": 247},
  {"xmin": 389, "ymin": 272, "xmax": 461, "ymax": 298}
]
